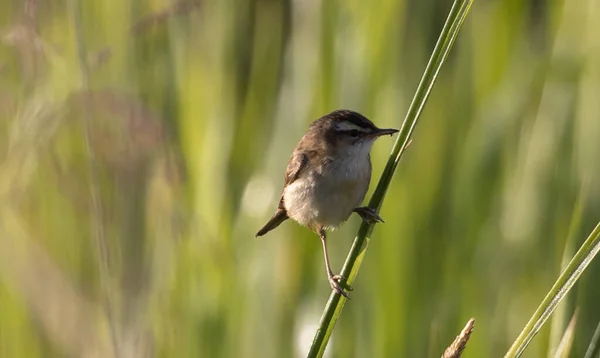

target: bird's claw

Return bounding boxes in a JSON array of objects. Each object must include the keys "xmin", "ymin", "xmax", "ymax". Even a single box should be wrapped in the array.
[
  {"xmin": 354, "ymin": 207, "xmax": 384, "ymax": 224},
  {"xmin": 333, "ymin": 275, "xmax": 354, "ymax": 291},
  {"xmin": 329, "ymin": 274, "xmax": 353, "ymax": 298}
]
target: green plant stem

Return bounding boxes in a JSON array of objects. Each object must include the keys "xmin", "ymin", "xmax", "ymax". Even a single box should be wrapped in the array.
[
  {"xmin": 306, "ymin": 1, "xmax": 474, "ymax": 356},
  {"xmin": 583, "ymin": 320, "xmax": 600, "ymax": 358},
  {"xmin": 504, "ymin": 221, "xmax": 600, "ymax": 358}
]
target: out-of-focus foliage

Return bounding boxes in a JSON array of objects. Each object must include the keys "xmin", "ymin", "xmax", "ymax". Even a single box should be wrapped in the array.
[{"xmin": 0, "ymin": 0, "xmax": 598, "ymax": 357}]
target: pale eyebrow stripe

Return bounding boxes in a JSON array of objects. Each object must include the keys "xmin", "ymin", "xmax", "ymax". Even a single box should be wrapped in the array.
[{"xmin": 335, "ymin": 122, "xmax": 369, "ymax": 132}]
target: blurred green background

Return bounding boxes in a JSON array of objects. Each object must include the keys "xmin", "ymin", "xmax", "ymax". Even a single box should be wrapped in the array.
[{"xmin": 1, "ymin": 0, "xmax": 599, "ymax": 357}]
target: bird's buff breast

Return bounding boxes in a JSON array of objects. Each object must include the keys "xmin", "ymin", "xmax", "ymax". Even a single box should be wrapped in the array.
[{"xmin": 283, "ymin": 158, "xmax": 370, "ymax": 230}]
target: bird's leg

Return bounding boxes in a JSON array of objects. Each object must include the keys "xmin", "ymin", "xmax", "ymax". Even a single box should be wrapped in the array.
[
  {"xmin": 353, "ymin": 206, "xmax": 384, "ymax": 224},
  {"xmin": 318, "ymin": 228, "xmax": 352, "ymax": 298}
]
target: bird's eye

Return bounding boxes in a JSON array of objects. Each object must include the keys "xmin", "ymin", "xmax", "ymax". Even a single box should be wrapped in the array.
[{"xmin": 347, "ymin": 130, "xmax": 361, "ymax": 138}]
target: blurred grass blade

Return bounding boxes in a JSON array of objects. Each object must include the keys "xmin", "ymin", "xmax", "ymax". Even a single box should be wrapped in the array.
[
  {"xmin": 504, "ymin": 221, "xmax": 600, "ymax": 358},
  {"xmin": 547, "ymin": 190, "xmax": 586, "ymax": 356},
  {"xmin": 306, "ymin": 0, "xmax": 474, "ymax": 357},
  {"xmin": 583, "ymin": 321, "xmax": 600, "ymax": 358},
  {"xmin": 553, "ymin": 310, "xmax": 577, "ymax": 358}
]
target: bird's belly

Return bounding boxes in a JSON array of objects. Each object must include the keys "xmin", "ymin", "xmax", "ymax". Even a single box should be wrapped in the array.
[{"xmin": 283, "ymin": 172, "xmax": 368, "ymax": 230}]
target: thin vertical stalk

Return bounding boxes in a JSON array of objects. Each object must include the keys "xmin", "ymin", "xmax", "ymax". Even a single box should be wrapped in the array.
[{"xmin": 307, "ymin": 0, "xmax": 474, "ymax": 356}]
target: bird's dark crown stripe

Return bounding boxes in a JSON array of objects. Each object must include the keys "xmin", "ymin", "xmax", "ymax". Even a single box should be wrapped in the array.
[
  {"xmin": 346, "ymin": 114, "xmax": 373, "ymax": 129},
  {"xmin": 328, "ymin": 110, "xmax": 375, "ymax": 129}
]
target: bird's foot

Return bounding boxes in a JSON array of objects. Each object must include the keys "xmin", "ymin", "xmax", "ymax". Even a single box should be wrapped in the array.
[
  {"xmin": 333, "ymin": 275, "xmax": 354, "ymax": 291},
  {"xmin": 329, "ymin": 274, "xmax": 353, "ymax": 299},
  {"xmin": 354, "ymin": 206, "xmax": 384, "ymax": 224}
]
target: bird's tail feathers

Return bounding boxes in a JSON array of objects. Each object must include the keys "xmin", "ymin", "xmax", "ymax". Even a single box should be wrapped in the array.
[{"xmin": 256, "ymin": 209, "xmax": 288, "ymax": 237}]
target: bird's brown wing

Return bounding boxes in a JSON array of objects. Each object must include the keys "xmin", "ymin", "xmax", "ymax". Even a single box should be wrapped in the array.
[
  {"xmin": 255, "ymin": 152, "xmax": 308, "ymax": 237},
  {"xmin": 280, "ymin": 151, "xmax": 309, "ymax": 208}
]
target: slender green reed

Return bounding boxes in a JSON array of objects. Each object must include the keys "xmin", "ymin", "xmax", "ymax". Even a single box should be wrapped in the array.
[
  {"xmin": 306, "ymin": 0, "xmax": 474, "ymax": 356},
  {"xmin": 583, "ymin": 321, "xmax": 600, "ymax": 358},
  {"xmin": 504, "ymin": 221, "xmax": 600, "ymax": 358}
]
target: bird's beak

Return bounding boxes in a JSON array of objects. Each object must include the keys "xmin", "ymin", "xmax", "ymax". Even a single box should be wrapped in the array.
[{"xmin": 367, "ymin": 128, "xmax": 399, "ymax": 139}]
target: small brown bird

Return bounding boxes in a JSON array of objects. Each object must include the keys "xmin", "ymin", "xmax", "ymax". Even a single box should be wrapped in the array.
[{"xmin": 256, "ymin": 110, "xmax": 398, "ymax": 297}]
